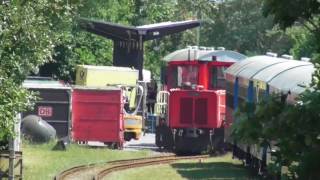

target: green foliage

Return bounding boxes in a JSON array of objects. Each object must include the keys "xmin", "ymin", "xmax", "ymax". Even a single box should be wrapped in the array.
[
  {"xmin": 232, "ymin": 1, "xmax": 320, "ymax": 179},
  {"xmin": 137, "ymin": 0, "xmax": 179, "ymax": 77},
  {"xmin": 53, "ymin": 0, "xmax": 197, "ymax": 80},
  {"xmin": 46, "ymin": 0, "xmax": 222, "ymax": 80},
  {"xmin": 286, "ymin": 27, "xmax": 318, "ymax": 59},
  {"xmin": 46, "ymin": 0, "xmax": 136, "ymax": 81},
  {"xmin": 262, "ymin": 0, "xmax": 320, "ymax": 29},
  {"xmin": 0, "ymin": 0, "xmax": 78, "ymax": 141},
  {"xmin": 43, "ymin": 0, "xmax": 319, "ymax": 81},
  {"xmin": 263, "ymin": 0, "xmax": 320, "ymax": 63},
  {"xmin": 232, "ymin": 96, "xmax": 285, "ymax": 145},
  {"xmin": 232, "ymin": 92, "xmax": 320, "ymax": 179},
  {"xmin": 45, "ymin": 0, "xmax": 296, "ymax": 80},
  {"xmin": 200, "ymin": 0, "xmax": 292, "ymax": 55},
  {"xmin": 0, "ymin": 78, "xmax": 37, "ymax": 140}
]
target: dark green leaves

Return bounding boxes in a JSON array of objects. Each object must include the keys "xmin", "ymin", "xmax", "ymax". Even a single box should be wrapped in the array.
[
  {"xmin": 262, "ymin": 0, "xmax": 320, "ymax": 29},
  {"xmin": 0, "ymin": 0, "xmax": 78, "ymax": 141},
  {"xmin": 232, "ymin": 92, "xmax": 320, "ymax": 179}
]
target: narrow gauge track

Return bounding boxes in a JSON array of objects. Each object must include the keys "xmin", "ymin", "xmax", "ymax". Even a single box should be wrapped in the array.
[
  {"xmin": 94, "ymin": 155, "xmax": 209, "ymax": 180},
  {"xmin": 54, "ymin": 155, "xmax": 176, "ymax": 180},
  {"xmin": 54, "ymin": 154, "xmax": 209, "ymax": 180}
]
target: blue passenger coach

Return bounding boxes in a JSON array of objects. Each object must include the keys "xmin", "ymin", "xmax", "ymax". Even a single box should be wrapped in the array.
[{"xmin": 225, "ymin": 55, "xmax": 314, "ymax": 174}]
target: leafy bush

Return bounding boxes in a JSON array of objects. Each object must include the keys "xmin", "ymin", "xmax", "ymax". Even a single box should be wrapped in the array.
[
  {"xmin": 232, "ymin": 91, "xmax": 320, "ymax": 179},
  {"xmin": 0, "ymin": 1, "xmax": 78, "ymax": 148}
]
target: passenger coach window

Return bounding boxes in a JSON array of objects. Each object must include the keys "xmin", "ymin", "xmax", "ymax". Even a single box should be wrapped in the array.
[{"xmin": 211, "ymin": 66, "xmax": 227, "ymax": 89}]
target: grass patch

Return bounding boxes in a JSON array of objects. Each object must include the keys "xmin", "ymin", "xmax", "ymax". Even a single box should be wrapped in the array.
[
  {"xmin": 23, "ymin": 141, "xmax": 151, "ymax": 180},
  {"xmin": 108, "ymin": 153, "xmax": 260, "ymax": 180}
]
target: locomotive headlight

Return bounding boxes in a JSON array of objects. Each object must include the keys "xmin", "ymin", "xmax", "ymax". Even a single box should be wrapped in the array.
[{"xmin": 198, "ymin": 129, "xmax": 204, "ymax": 135}]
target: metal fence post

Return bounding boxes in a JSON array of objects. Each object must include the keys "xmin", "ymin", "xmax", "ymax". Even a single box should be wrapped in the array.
[{"xmin": 8, "ymin": 138, "xmax": 15, "ymax": 180}]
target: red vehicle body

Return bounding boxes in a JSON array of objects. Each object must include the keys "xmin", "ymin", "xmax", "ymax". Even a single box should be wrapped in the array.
[
  {"xmin": 169, "ymin": 89, "xmax": 221, "ymax": 129},
  {"xmin": 72, "ymin": 87, "xmax": 124, "ymax": 148},
  {"xmin": 156, "ymin": 48, "xmax": 244, "ymax": 153}
]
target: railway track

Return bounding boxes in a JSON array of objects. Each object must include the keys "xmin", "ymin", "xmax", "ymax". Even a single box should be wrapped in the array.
[
  {"xmin": 54, "ymin": 154, "xmax": 210, "ymax": 180},
  {"xmin": 54, "ymin": 155, "xmax": 176, "ymax": 180}
]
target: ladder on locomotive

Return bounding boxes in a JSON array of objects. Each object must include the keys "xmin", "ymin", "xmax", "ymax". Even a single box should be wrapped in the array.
[{"xmin": 155, "ymin": 91, "xmax": 170, "ymax": 123}]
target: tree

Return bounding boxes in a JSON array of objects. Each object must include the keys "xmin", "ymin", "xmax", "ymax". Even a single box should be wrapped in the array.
[
  {"xmin": 263, "ymin": 0, "xmax": 320, "ymax": 61},
  {"xmin": 0, "ymin": 0, "xmax": 78, "ymax": 142},
  {"xmin": 233, "ymin": 92, "xmax": 320, "ymax": 179},
  {"xmin": 143, "ymin": 0, "xmax": 197, "ymax": 77},
  {"xmin": 142, "ymin": 0, "xmax": 218, "ymax": 77},
  {"xmin": 201, "ymin": 0, "xmax": 293, "ymax": 55},
  {"xmin": 287, "ymin": 26, "xmax": 318, "ymax": 59},
  {"xmin": 45, "ymin": 0, "xmax": 205, "ymax": 80},
  {"xmin": 41, "ymin": 0, "xmax": 136, "ymax": 81},
  {"xmin": 41, "ymin": 0, "xmax": 301, "ymax": 80},
  {"xmin": 262, "ymin": 0, "xmax": 320, "ymax": 30}
]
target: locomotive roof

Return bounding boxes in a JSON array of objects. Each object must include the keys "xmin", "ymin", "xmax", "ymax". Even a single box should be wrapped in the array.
[
  {"xmin": 163, "ymin": 47, "xmax": 214, "ymax": 62},
  {"xmin": 198, "ymin": 50, "xmax": 247, "ymax": 62},
  {"xmin": 163, "ymin": 48, "xmax": 246, "ymax": 63},
  {"xmin": 225, "ymin": 55, "xmax": 314, "ymax": 94},
  {"xmin": 163, "ymin": 47, "xmax": 247, "ymax": 62}
]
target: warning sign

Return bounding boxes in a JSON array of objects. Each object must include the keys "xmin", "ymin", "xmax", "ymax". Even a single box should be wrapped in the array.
[{"xmin": 38, "ymin": 106, "xmax": 53, "ymax": 117}]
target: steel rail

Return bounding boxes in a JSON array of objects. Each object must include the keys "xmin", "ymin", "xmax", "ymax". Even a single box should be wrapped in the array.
[
  {"xmin": 54, "ymin": 154, "xmax": 177, "ymax": 180},
  {"xmin": 94, "ymin": 155, "xmax": 210, "ymax": 180}
]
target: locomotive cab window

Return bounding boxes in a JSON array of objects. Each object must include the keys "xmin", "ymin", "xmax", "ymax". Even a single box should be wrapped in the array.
[
  {"xmin": 167, "ymin": 65, "xmax": 199, "ymax": 88},
  {"xmin": 210, "ymin": 66, "xmax": 227, "ymax": 89}
]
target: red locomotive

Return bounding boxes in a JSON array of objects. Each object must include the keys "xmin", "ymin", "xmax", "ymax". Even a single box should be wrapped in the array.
[{"xmin": 155, "ymin": 47, "xmax": 246, "ymax": 153}]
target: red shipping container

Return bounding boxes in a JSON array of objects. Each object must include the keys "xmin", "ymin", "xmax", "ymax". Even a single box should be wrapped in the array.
[
  {"xmin": 169, "ymin": 89, "xmax": 223, "ymax": 129},
  {"xmin": 72, "ymin": 87, "xmax": 124, "ymax": 146}
]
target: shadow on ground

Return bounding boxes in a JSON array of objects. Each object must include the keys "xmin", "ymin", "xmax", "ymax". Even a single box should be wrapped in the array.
[{"xmin": 171, "ymin": 161, "xmax": 260, "ymax": 180}]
